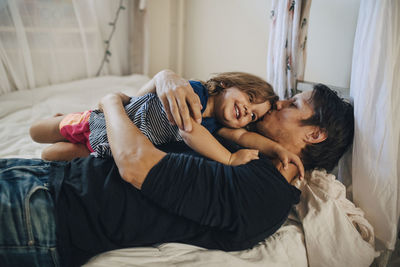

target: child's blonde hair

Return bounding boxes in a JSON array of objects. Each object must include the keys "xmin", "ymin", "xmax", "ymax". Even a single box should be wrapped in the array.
[{"xmin": 202, "ymin": 72, "xmax": 278, "ymax": 104}]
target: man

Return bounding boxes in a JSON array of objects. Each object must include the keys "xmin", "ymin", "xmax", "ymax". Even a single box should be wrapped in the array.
[{"xmin": 0, "ymin": 70, "xmax": 353, "ymax": 267}]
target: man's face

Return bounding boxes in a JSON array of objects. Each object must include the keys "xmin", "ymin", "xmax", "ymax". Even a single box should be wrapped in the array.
[{"xmin": 256, "ymin": 91, "xmax": 315, "ymax": 148}]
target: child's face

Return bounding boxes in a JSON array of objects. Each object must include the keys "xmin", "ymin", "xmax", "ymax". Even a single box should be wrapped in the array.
[{"xmin": 213, "ymin": 86, "xmax": 272, "ymax": 128}]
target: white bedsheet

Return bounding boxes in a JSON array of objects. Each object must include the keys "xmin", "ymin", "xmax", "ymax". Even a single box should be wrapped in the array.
[
  {"xmin": 294, "ymin": 170, "xmax": 377, "ymax": 267},
  {"xmin": 0, "ymin": 75, "xmax": 375, "ymax": 266},
  {"xmin": 0, "ymin": 75, "xmax": 150, "ymax": 158}
]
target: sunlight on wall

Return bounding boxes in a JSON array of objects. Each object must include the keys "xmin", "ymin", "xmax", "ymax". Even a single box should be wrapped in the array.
[
  {"xmin": 182, "ymin": 0, "xmax": 271, "ymax": 80},
  {"xmin": 304, "ymin": 0, "xmax": 360, "ymax": 88},
  {"xmin": 147, "ymin": 0, "xmax": 360, "ymax": 89}
]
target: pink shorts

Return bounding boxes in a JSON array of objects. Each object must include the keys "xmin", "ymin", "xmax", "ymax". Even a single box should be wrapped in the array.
[{"xmin": 59, "ymin": 111, "xmax": 94, "ymax": 152}]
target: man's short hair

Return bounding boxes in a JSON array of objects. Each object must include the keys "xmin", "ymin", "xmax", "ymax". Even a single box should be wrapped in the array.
[{"xmin": 300, "ymin": 84, "xmax": 354, "ymax": 171}]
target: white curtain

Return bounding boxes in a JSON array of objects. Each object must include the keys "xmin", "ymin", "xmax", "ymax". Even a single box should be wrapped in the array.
[
  {"xmin": 266, "ymin": 0, "xmax": 312, "ymax": 99},
  {"xmin": 348, "ymin": 0, "xmax": 400, "ymax": 251},
  {"xmin": 0, "ymin": 0, "xmax": 146, "ymax": 95}
]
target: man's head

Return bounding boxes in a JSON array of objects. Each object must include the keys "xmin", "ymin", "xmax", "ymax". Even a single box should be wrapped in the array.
[{"xmin": 256, "ymin": 84, "xmax": 354, "ymax": 171}]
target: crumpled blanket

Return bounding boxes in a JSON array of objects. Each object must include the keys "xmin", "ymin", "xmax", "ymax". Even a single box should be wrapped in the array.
[{"xmin": 293, "ymin": 169, "xmax": 379, "ymax": 267}]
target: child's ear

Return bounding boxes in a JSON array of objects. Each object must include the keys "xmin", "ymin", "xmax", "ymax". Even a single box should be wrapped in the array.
[{"xmin": 305, "ymin": 127, "xmax": 327, "ymax": 144}]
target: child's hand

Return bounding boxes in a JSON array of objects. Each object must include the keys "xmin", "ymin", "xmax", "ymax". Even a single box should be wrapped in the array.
[
  {"xmin": 228, "ymin": 149, "xmax": 259, "ymax": 166},
  {"xmin": 274, "ymin": 147, "xmax": 305, "ymax": 180},
  {"xmin": 271, "ymin": 159, "xmax": 299, "ymax": 184}
]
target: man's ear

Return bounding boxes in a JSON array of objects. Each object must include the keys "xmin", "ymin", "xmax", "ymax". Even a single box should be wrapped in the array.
[{"xmin": 305, "ymin": 127, "xmax": 327, "ymax": 144}]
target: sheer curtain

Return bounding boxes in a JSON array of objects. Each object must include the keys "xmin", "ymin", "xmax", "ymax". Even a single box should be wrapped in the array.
[
  {"xmin": 266, "ymin": 0, "xmax": 312, "ymax": 99},
  {"xmin": 347, "ymin": 0, "xmax": 400, "ymax": 253},
  {"xmin": 0, "ymin": 0, "xmax": 146, "ymax": 95}
]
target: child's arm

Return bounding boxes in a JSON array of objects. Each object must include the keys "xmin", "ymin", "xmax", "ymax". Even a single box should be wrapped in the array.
[
  {"xmin": 218, "ymin": 128, "xmax": 305, "ymax": 179},
  {"xmin": 179, "ymin": 118, "xmax": 259, "ymax": 166}
]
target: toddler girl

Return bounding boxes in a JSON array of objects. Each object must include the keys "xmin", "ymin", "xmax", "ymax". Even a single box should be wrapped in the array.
[{"xmin": 30, "ymin": 72, "xmax": 278, "ymax": 166}]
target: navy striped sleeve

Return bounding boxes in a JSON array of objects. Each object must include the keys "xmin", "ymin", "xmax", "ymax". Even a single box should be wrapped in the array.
[{"xmin": 188, "ymin": 80, "xmax": 222, "ymax": 133}]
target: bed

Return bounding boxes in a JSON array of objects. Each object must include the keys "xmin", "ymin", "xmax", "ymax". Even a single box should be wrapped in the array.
[{"xmin": 0, "ymin": 74, "xmax": 377, "ymax": 267}]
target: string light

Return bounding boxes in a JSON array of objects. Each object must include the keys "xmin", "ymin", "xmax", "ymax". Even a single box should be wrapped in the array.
[{"xmin": 96, "ymin": 0, "xmax": 125, "ymax": 76}]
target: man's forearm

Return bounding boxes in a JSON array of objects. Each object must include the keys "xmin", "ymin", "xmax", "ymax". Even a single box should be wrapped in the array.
[
  {"xmin": 101, "ymin": 94, "xmax": 166, "ymax": 189},
  {"xmin": 136, "ymin": 78, "xmax": 156, "ymax": 96}
]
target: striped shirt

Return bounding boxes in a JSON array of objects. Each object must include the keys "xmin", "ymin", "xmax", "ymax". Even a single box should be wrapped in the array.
[{"xmin": 88, "ymin": 81, "xmax": 222, "ymax": 158}]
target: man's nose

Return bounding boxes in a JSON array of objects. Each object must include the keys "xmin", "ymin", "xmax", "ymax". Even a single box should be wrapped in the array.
[
  {"xmin": 244, "ymin": 105, "xmax": 248, "ymax": 114},
  {"xmin": 242, "ymin": 105, "xmax": 249, "ymax": 119},
  {"xmin": 275, "ymin": 100, "xmax": 287, "ymax": 110}
]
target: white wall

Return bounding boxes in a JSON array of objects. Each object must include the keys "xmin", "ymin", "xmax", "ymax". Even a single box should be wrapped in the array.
[
  {"xmin": 146, "ymin": 0, "xmax": 174, "ymax": 76},
  {"xmin": 304, "ymin": 0, "xmax": 360, "ymax": 89},
  {"xmin": 182, "ymin": 0, "xmax": 271, "ymax": 80},
  {"xmin": 146, "ymin": 0, "xmax": 360, "ymax": 89},
  {"xmin": 146, "ymin": 0, "xmax": 271, "ymax": 80}
]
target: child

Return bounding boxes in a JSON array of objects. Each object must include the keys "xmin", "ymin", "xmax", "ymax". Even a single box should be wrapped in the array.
[{"xmin": 30, "ymin": 72, "xmax": 301, "ymax": 172}]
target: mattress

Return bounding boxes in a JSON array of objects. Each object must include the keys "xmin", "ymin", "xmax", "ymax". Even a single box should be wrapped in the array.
[{"xmin": 0, "ymin": 74, "xmax": 374, "ymax": 266}]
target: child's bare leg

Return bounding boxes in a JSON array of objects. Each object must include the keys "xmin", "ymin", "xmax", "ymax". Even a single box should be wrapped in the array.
[
  {"xmin": 30, "ymin": 115, "xmax": 67, "ymax": 143},
  {"xmin": 41, "ymin": 142, "xmax": 90, "ymax": 161}
]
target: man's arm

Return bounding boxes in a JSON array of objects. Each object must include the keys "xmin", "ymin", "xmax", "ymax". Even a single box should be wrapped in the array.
[
  {"xmin": 136, "ymin": 78, "xmax": 156, "ymax": 96},
  {"xmin": 141, "ymin": 152, "xmax": 300, "ymax": 248},
  {"xmin": 180, "ymin": 118, "xmax": 259, "ymax": 165},
  {"xmin": 99, "ymin": 93, "xmax": 166, "ymax": 189}
]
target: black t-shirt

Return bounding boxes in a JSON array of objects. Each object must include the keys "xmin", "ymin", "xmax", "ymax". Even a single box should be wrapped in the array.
[{"xmin": 49, "ymin": 151, "xmax": 300, "ymax": 267}]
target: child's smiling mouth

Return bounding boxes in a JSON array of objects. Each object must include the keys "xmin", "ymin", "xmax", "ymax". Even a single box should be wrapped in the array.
[{"xmin": 234, "ymin": 104, "xmax": 240, "ymax": 119}]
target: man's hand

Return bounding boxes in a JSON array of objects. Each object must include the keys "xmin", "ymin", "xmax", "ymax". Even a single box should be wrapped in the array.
[
  {"xmin": 228, "ymin": 149, "xmax": 259, "ymax": 166},
  {"xmin": 154, "ymin": 70, "xmax": 202, "ymax": 132},
  {"xmin": 274, "ymin": 146, "xmax": 304, "ymax": 180}
]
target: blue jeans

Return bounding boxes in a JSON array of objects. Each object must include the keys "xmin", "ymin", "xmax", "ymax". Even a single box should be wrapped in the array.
[{"xmin": 0, "ymin": 158, "xmax": 60, "ymax": 267}]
